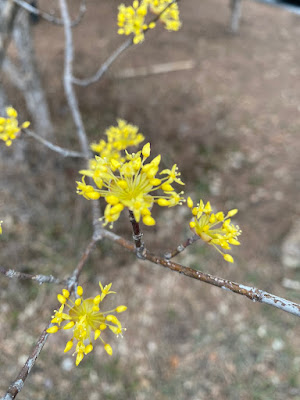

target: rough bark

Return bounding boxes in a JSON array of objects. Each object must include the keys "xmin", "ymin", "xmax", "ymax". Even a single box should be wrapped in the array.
[
  {"xmin": 0, "ymin": 0, "xmax": 18, "ymax": 68},
  {"xmin": 12, "ymin": 9, "xmax": 54, "ymax": 138}
]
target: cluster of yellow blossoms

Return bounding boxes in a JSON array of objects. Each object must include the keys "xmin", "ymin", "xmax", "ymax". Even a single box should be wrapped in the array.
[
  {"xmin": 47, "ymin": 282, "xmax": 127, "ymax": 366},
  {"xmin": 90, "ymin": 119, "xmax": 144, "ymax": 163},
  {"xmin": 77, "ymin": 119, "xmax": 242, "ymax": 262},
  {"xmin": 0, "ymin": 221, "xmax": 2, "ymax": 235},
  {"xmin": 0, "ymin": 107, "xmax": 30, "ymax": 146},
  {"xmin": 117, "ymin": 0, "xmax": 181, "ymax": 44},
  {"xmin": 77, "ymin": 141, "xmax": 185, "ymax": 227},
  {"xmin": 146, "ymin": 0, "xmax": 181, "ymax": 31},
  {"xmin": 187, "ymin": 197, "xmax": 242, "ymax": 263}
]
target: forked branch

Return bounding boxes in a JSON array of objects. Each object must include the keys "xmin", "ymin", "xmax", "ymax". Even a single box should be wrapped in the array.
[
  {"xmin": 12, "ymin": 0, "xmax": 87, "ymax": 27},
  {"xmin": 102, "ymin": 229, "xmax": 300, "ymax": 318}
]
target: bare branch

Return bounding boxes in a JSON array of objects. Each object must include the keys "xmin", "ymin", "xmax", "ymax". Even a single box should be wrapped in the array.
[
  {"xmin": 72, "ymin": 38, "xmax": 133, "ymax": 86},
  {"xmin": 0, "ymin": 265, "xmax": 64, "ymax": 284},
  {"xmin": 24, "ymin": 128, "xmax": 85, "ymax": 158},
  {"xmin": 102, "ymin": 229, "xmax": 300, "ymax": 318},
  {"xmin": 164, "ymin": 234, "xmax": 200, "ymax": 259},
  {"xmin": 12, "ymin": 10, "xmax": 54, "ymax": 138},
  {"xmin": 12, "ymin": 0, "xmax": 87, "ymax": 27},
  {"xmin": 70, "ymin": 237, "xmax": 98, "ymax": 284},
  {"xmin": 1, "ymin": 324, "xmax": 50, "ymax": 400}
]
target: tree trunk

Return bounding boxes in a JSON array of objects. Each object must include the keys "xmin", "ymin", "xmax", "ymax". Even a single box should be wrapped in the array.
[{"xmin": 12, "ymin": 8, "xmax": 54, "ymax": 138}]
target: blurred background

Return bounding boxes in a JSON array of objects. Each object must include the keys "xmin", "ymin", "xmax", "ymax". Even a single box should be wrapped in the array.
[{"xmin": 0, "ymin": 0, "xmax": 300, "ymax": 399}]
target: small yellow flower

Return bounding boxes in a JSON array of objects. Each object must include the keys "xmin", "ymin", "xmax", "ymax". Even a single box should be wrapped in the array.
[
  {"xmin": 146, "ymin": 0, "xmax": 181, "ymax": 31},
  {"xmin": 77, "ymin": 143, "xmax": 185, "ymax": 228},
  {"xmin": 90, "ymin": 119, "xmax": 144, "ymax": 163},
  {"xmin": 47, "ymin": 282, "xmax": 127, "ymax": 366},
  {"xmin": 0, "ymin": 221, "xmax": 3, "ymax": 235},
  {"xmin": 188, "ymin": 197, "xmax": 242, "ymax": 263},
  {"xmin": 0, "ymin": 107, "xmax": 30, "ymax": 146},
  {"xmin": 117, "ymin": 0, "xmax": 155, "ymax": 44}
]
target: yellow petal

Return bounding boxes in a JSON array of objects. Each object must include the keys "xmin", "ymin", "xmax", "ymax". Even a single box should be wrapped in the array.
[
  {"xmin": 142, "ymin": 143, "xmax": 150, "ymax": 158},
  {"xmin": 62, "ymin": 289, "xmax": 70, "ymax": 298},
  {"xmin": 47, "ymin": 325, "xmax": 59, "ymax": 334},
  {"xmin": 187, "ymin": 197, "xmax": 193, "ymax": 208},
  {"xmin": 116, "ymin": 305, "xmax": 127, "ymax": 313},
  {"xmin": 64, "ymin": 340, "xmax": 73, "ymax": 353},
  {"xmin": 63, "ymin": 321, "xmax": 75, "ymax": 330},
  {"xmin": 157, "ymin": 198, "xmax": 170, "ymax": 206},
  {"xmin": 94, "ymin": 329, "xmax": 101, "ymax": 340},
  {"xmin": 85, "ymin": 344, "xmax": 93, "ymax": 354},
  {"xmin": 143, "ymin": 215, "xmax": 155, "ymax": 226},
  {"xmin": 227, "ymin": 209, "xmax": 238, "ymax": 217},
  {"xmin": 76, "ymin": 352, "xmax": 84, "ymax": 366},
  {"xmin": 223, "ymin": 254, "xmax": 234, "ymax": 263},
  {"xmin": 104, "ymin": 344, "xmax": 113, "ymax": 356},
  {"xmin": 75, "ymin": 298, "xmax": 81, "ymax": 306},
  {"xmin": 57, "ymin": 294, "xmax": 66, "ymax": 304}
]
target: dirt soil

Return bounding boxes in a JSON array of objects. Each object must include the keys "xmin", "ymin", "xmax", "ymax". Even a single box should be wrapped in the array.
[{"xmin": 1, "ymin": 0, "xmax": 300, "ymax": 399}]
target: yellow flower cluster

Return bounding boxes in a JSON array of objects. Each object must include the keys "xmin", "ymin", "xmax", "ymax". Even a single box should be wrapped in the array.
[
  {"xmin": 90, "ymin": 119, "xmax": 144, "ymax": 163},
  {"xmin": 0, "ymin": 107, "xmax": 30, "ymax": 146},
  {"xmin": 77, "ymin": 142, "xmax": 185, "ymax": 228},
  {"xmin": 0, "ymin": 221, "xmax": 2, "ymax": 235},
  {"xmin": 187, "ymin": 198, "xmax": 242, "ymax": 263},
  {"xmin": 146, "ymin": 0, "xmax": 181, "ymax": 31},
  {"xmin": 118, "ymin": 0, "xmax": 155, "ymax": 44},
  {"xmin": 117, "ymin": 0, "xmax": 181, "ymax": 44},
  {"xmin": 47, "ymin": 282, "xmax": 127, "ymax": 366}
]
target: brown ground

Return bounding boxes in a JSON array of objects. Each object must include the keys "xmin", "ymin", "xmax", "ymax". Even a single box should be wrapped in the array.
[{"xmin": 1, "ymin": 0, "xmax": 300, "ymax": 399}]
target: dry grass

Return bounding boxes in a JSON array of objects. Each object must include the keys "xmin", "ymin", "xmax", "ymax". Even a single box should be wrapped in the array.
[{"xmin": 1, "ymin": 0, "xmax": 300, "ymax": 398}]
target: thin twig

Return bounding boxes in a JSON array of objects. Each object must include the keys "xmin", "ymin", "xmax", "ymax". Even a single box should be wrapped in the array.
[
  {"xmin": 101, "ymin": 229, "xmax": 300, "ymax": 318},
  {"xmin": 128, "ymin": 210, "xmax": 146, "ymax": 259},
  {"xmin": 1, "ymin": 324, "xmax": 50, "ymax": 400},
  {"xmin": 24, "ymin": 129, "xmax": 85, "ymax": 158},
  {"xmin": 12, "ymin": 0, "xmax": 87, "ymax": 27},
  {"xmin": 0, "ymin": 266, "xmax": 64, "ymax": 284},
  {"xmin": 72, "ymin": 0, "xmax": 180, "ymax": 86},
  {"xmin": 164, "ymin": 234, "xmax": 200, "ymax": 259},
  {"xmin": 71, "ymin": 237, "xmax": 98, "ymax": 283},
  {"xmin": 72, "ymin": 38, "xmax": 132, "ymax": 86}
]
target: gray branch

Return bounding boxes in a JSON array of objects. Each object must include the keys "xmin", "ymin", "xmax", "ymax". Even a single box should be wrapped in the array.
[
  {"xmin": 101, "ymin": 229, "xmax": 300, "ymax": 318},
  {"xmin": 0, "ymin": 265, "xmax": 64, "ymax": 284},
  {"xmin": 12, "ymin": 9, "xmax": 54, "ymax": 138},
  {"xmin": 72, "ymin": 38, "xmax": 133, "ymax": 86},
  {"xmin": 25, "ymin": 128, "xmax": 85, "ymax": 158},
  {"xmin": 12, "ymin": 0, "xmax": 87, "ymax": 27}
]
